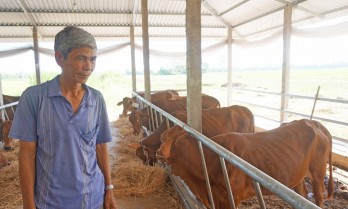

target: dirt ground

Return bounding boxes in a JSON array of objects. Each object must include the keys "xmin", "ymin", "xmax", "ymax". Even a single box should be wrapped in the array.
[{"xmin": 0, "ymin": 116, "xmax": 348, "ymax": 209}]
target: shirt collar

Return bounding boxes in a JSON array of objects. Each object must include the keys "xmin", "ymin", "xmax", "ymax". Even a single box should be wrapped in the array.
[{"xmin": 47, "ymin": 75, "xmax": 96, "ymax": 106}]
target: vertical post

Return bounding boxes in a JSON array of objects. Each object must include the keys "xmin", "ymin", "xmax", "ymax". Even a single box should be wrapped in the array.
[
  {"xmin": 186, "ymin": 0, "xmax": 202, "ymax": 132},
  {"xmin": 280, "ymin": 4, "xmax": 292, "ymax": 123},
  {"xmin": 0, "ymin": 74, "xmax": 4, "ymax": 120},
  {"xmin": 141, "ymin": 0, "xmax": 151, "ymax": 101},
  {"xmin": 130, "ymin": 26, "xmax": 137, "ymax": 92},
  {"xmin": 227, "ymin": 27, "xmax": 233, "ymax": 106},
  {"xmin": 33, "ymin": 26, "xmax": 41, "ymax": 84},
  {"xmin": 310, "ymin": 86, "xmax": 320, "ymax": 120}
]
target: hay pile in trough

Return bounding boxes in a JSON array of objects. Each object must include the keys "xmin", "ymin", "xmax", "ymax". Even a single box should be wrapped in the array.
[
  {"xmin": 0, "ymin": 140, "xmax": 22, "ymax": 209},
  {"xmin": 109, "ymin": 116, "xmax": 184, "ymax": 209}
]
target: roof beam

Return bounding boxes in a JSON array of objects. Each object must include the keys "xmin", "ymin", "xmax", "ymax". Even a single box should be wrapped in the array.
[
  {"xmin": 202, "ymin": 0, "xmax": 231, "ymax": 28},
  {"xmin": 233, "ymin": 0, "xmax": 307, "ymax": 28},
  {"xmin": 219, "ymin": 0, "xmax": 250, "ymax": 16},
  {"xmin": 240, "ymin": 3, "xmax": 348, "ymax": 38},
  {"xmin": 16, "ymin": 0, "xmax": 44, "ymax": 39},
  {"xmin": 131, "ymin": 0, "xmax": 139, "ymax": 26},
  {"xmin": 17, "ymin": 0, "xmax": 38, "ymax": 27},
  {"xmin": 272, "ymin": 0, "xmax": 323, "ymax": 18}
]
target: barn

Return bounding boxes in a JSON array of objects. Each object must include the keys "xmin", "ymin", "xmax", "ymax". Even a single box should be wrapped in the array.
[{"xmin": 0, "ymin": 0, "xmax": 348, "ymax": 208}]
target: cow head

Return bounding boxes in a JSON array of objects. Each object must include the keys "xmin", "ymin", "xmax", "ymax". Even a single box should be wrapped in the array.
[
  {"xmin": 117, "ymin": 97, "xmax": 137, "ymax": 116},
  {"xmin": 158, "ymin": 125, "xmax": 185, "ymax": 163},
  {"xmin": 128, "ymin": 142, "xmax": 157, "ymax": 166},
  {"xmin": 129, "ymin": 109, "xmax": 149, "ymax": 135}
]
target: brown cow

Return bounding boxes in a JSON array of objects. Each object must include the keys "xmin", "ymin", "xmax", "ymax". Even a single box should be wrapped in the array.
[
  {"xmin": 0, "ymin": 152, "xmax": 10, "ymax": 168},
  {"xmin": 129, "ymin": 94, "xmax": 221, "ymax": 135},
  {"xmin": 129, "ymin": 105, "xmax": 254, "ymax": 166},
  {"xmin": 128, "ymin": 109, "xmax": 150, "ymax": 135},
  {"xmin": 158, "ymin": 119, "xmax": 334, "ymax": 208},
  {"xmin": 117, "ymin": 90, "xmax": 179, "ymax": 116},
  {"xmin": 117, "ymin": 97, "xmax": 138, "ymax": 116}
]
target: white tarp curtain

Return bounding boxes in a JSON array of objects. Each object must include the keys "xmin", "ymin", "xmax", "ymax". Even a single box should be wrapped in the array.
[
  {"xmin": 0, "ymin": 42, "xmax": 130, "ymax": 58},
  {"xmin": 233, "ymin": 21, "xmax": 348, "ymax": 48},
  {"xmin": 0, "ymin": 21, "xmax": 347, "ymax": 59}
]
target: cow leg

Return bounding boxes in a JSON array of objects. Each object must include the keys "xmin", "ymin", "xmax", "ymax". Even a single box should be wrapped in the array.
[
  {"xmin": 311, "ymin": 174, "xmax": 325, "ymax": 207},
  {"xmin": 293, "ymin": 179, "xmax": 308, "ymax": 198}
]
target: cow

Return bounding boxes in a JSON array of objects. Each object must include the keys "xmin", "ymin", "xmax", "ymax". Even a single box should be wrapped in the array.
[
  {"xmin": 129, "ymin": 105, "xmax": 254, "ymax": 166},
  {"xmin": 117, "ymin": 90, "xmax": 179, "ymax": 116},
  {"xmin": 117, "ymin": 97, "xmax": 138, "ymax": 116},
  {"xmin": 129, "ymin": 94, "xmax": 221, "ymax": 135},
  {"xmin": 1, "ymin": 120, "xmax": 13, "ymax": 151},
  {"xmin": 128, "ymin": 109, "xmax": 150, "ymax": 135},
  {"xmin": 157, "ymin": 119, "xmax": 334, "ymax": 208},
  {"xmin": 0, "ymin": 152, "xmax": 10, "ymax": 168}
]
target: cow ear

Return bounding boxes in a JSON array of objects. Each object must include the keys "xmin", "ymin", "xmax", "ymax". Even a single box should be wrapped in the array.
[
  {"xmin": 117, "ymin": 101, "xmax": 123, "ymax": 106},
  {"xmin": 127, "ymin": 143, "xmax": 141, "ymax": 149},
  {"xmin": 159, "ymin": 143, "xmax": 171, "ymax": 160}
]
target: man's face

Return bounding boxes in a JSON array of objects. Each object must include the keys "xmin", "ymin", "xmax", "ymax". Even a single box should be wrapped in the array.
[{"xmin": 56, "ymin": 46, "xmax": 97, "ymax": 84}]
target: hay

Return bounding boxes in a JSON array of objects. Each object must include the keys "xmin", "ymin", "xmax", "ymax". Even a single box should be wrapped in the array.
[
  {"xmin": 0, "ymin": 140, "xmax": 22, "ymax": 209},
  {"xmin": 111, "ymin": 161, "xmax": 167, "ymax": 197},
  {"xmin": 111, "ymin": 115, "xmax": 184, "ymax": 208}
]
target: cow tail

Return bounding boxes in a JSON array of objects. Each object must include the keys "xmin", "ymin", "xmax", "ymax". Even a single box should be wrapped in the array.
[{"xmin": 327, "ymin": 149, "xmax": 334, "ymax": 199}]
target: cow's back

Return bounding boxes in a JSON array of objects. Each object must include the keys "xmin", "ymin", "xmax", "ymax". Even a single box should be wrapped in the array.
[
  {"xmin": 201, "ymin": 105, "xmax": 254, "ymax": 135},
  {"xmin": 202, "ymin": 94, "xmax": 220, "ymax": 109},
  {"xmin": 150, "ymin": 90, "xmax": 179, "ymax": 101}
]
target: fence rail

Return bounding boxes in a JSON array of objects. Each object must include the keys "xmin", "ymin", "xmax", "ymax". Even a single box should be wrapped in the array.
[
  {"xmin": 230, "ymin": 87, "xmax": 348, "ymax": 147},
  {"xmin": 0, "ymin": 101, "xmax": 18, "ymax": 120}
]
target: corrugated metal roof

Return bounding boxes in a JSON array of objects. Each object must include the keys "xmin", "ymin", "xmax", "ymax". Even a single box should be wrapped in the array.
[{"xmin": 0, "ymin": 0, "xmax": 347, "ymax": 42}]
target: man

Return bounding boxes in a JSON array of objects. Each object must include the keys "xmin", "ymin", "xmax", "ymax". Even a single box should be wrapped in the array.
[{"xmin": 9, "ymin": 26, "xmax": 117, "ymax": 209}]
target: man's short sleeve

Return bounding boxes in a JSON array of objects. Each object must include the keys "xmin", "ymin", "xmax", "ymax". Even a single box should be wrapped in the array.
[{"xmin": 9, "ymin": 87, "xmax": 39, "ymax": 142}]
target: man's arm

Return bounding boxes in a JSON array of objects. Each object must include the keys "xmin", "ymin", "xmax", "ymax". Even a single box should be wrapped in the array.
[
  {"xmin": 96, "ymin": 143, "xmax": 117, "ymax": 209},
  {"xmin": 18, "ymin": 140, "xmax": 37, "ymax": 209}
]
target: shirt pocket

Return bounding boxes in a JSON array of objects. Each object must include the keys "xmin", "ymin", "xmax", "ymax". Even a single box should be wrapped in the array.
[{"xmin": 80, "ymin": 126, "xmax": 99, "ymax": 153}]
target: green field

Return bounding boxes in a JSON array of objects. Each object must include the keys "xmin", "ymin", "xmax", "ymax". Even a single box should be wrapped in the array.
[{"xmin": 2, "ymin": 67, "xmax": 348, "ymax": 148}]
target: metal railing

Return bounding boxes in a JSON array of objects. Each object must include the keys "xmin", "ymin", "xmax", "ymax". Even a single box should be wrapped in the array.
[
  {"xmin": 229, "ymin": 87, "xmax": 348, "ymax": 157},
  {"xmin": 132, "ymin": 92, "xmax": 321, "ymax": 209},
  {"xmin": 0, "ymin": 101, "xmax": 18, "ymax": 120}
]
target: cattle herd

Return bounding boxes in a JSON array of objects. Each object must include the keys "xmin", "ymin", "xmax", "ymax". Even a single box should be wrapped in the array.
[
  {"xmin": 118, "ymin": 90, "xmax": 335, "ymax": 209},
  {"xmin": 0, "ymin": 91, "xmax": 339, "ymax": 208}
]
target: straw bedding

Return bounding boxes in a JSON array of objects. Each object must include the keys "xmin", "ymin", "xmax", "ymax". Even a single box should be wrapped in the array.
[{"xmin": 0, "ymin": 140, "xmax": 21, "ymax": 209}]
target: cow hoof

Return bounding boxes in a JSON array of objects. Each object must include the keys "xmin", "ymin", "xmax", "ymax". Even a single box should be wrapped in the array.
[{"xmin": 4, "ymin": 146, "xmax": 12, "ymax": 151}]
